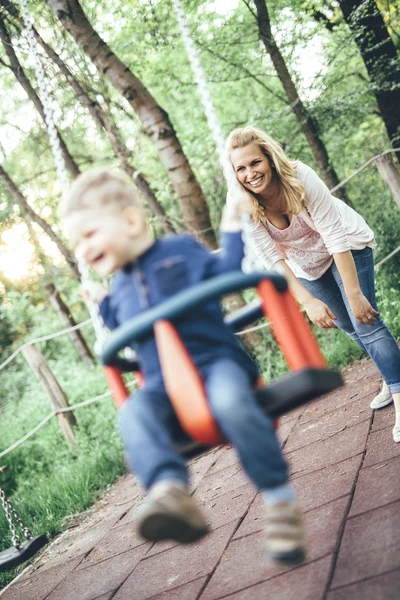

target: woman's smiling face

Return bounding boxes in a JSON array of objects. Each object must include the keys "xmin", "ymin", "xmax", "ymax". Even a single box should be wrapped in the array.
[{"xmin": 230, "ymin": 141, "xmax": 274, "ymax": 196}]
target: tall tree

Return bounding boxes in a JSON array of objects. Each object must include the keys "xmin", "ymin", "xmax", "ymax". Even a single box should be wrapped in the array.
[
  {"xmin": 0, "ymin": 13, "xmax": 79, "ymax": 178},
  {"xmin": 339, "ymin": 0, "xmax": 400, "ymax": 148},
  {"xmin": 252, "ymin": 0, "xmax": 349, "ymax": 201},
  {"xmin": 45, "ymin": 0, "xmax": 217, "ymax": 247},
  {"xmin": 0, "ymin": 0, "xmax": 176, "ymax": 234}
]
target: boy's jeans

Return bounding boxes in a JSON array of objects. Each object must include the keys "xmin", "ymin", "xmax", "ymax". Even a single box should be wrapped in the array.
[
  {"xmin": 119, "ymin": 358, "xmax": 288, "ymax": 490},
  {"xmin": 299, "ymin": 247, "xmax": 400, "ymax": 393}
]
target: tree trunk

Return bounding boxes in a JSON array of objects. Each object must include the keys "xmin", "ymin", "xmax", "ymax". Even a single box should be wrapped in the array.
[
  {"xmin": 46, "ymin": 0, "xmax": 216, "ymax": 247},
  {"xmin": 0, "ymin": 1, "xmax": 176, "ymax": 234},
  {"xmin": 253, "ymin": 0, "xmax": 350, "ymax": 203},
  {"xmin": 18, "ymin": 201, "xmax": 52, "ymax": 271},
  {"xmin": 45, "ymin": 283, "xmax": 95, "ymax": 365},
  {"xmin": 375, "ymin": 154, "xmax": 400, "ymax": 209},
  {"xmin": 0, "ymin": 13, "xmax": 80, "ymax": 179},
  {"xmin": 0, "ymin": 165, "xmax": 80, "ymax": 279},
  {"xmin": 339, "ymin": 0, "xmax": 400, "ymax": 149},
  {"xmin": 22, "ymin": 343, "xmax": 77, "ymax": 454}
]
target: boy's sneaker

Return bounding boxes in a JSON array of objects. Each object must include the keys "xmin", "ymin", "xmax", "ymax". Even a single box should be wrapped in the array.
[
  {"xmin": 265, "ymin": 501, "xmax": 306, "ymax": 566},
  {"xmin": 370, "ymin": 387, "xmax": 392, "ymax": 410},
  {"xmin": 137, "ymin": 481, "xmax": 208, "ymax": 544}
]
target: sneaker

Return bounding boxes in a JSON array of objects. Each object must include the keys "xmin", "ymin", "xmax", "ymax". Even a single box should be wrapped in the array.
[
  {"xmin": 393, "ymin": 426, "xmax": 400, "ymax": 443},
  {"xmin": 137, "ymin": 481, "xmax": 208, "ymax": 544},
  {"xmin": 370, "ymin": 386, "xmax": 392, "ymax": 410},
  {"xmin": 265, "ymin": 501, "xmax": 306, "ymax": 566}
]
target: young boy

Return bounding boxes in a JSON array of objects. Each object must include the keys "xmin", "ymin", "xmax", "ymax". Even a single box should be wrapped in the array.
[{"xmin": 61, "ymin": 168, "xmax": 305, "ymax": 566}]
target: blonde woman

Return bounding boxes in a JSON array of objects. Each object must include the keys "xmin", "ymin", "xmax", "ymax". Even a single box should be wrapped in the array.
[{"xmin": 227, "ymin": 126, "xmax": 400, "ymax": 442}]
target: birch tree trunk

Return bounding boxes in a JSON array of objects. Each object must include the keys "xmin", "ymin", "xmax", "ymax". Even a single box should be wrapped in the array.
[
  {"xmin": 0, "ymin": 1, "xmax": 176, "ymax": 234},
  {"xmin": 0, "ymin": 13, "xmax": 79, "ymax": 179},
  {"xmin": 46, "ymin": 0, "xmax": 216, "ymax": 247},
  {"xmin": 253, "ymin": 0, "xmax": 350, "ymax": 204}
]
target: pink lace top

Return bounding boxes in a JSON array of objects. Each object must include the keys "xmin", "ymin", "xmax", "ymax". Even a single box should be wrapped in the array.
[
  {"xmin": 266, "ymin": 215, "xmax": 333, "ymax": 279},
  {"xmin": 249, "ymin": 162, "xmax": 376, "ymax": 281}
]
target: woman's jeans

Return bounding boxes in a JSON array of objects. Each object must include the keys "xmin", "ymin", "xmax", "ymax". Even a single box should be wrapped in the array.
[
  {"xmin": 119, "ymin": 358, "xmax": 288, "ymax": 490},
  {"xmin": 299, "ymin": 247, "xmax": 400, "ymax": 394}
]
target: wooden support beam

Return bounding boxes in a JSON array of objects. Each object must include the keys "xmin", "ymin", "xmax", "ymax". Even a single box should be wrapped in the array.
[{"xmin": 22, "ymin": 344, "xmax": 77, "ymax": 454}]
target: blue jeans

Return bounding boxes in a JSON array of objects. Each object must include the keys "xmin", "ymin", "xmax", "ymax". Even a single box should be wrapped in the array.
[
  {"xmin": 119, "ymin": 358, "xmax": 288, "ymax": 490},
  {"xmin": 299, "ymin": 247, "xmax": 400, "ymax": 393}
]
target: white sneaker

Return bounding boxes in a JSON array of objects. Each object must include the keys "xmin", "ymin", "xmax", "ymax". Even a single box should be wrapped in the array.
[
  {"xmin": 370, "ymin": 387, "xmax": 392, "ymax": 410},
  {"xmin": 264, "ymin": 501, "xmax": 306, "ymax": 566},
  {"xmin": 393, "ymin": 426, "xmax": 400, "ymax": 443}
]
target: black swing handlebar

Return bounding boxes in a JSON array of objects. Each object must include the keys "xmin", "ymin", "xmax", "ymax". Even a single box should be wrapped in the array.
[{"xmin": 101, "ymin": 270, "xmax": 286, "ymax": 370}]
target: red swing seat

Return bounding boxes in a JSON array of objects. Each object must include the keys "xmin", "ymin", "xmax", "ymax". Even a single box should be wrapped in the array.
[{"xmin": 101, "ymin": 271, "xmax": 342, "ymax": 448}]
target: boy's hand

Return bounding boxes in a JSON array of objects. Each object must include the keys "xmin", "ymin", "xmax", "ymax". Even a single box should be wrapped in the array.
[
  {"xmin": 221, "ymin": 188, "xmax": 255, "ymax": 232},
  {"xmin": 81, "ymin": 281, "xmax": 107, "ymax": 305},
  {"xmin": 226, "ymin": 187, "xmax": 254, "ymax": 216}
]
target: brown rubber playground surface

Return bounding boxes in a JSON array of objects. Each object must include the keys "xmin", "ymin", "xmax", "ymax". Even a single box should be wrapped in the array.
[{"xmin": 2, "ymin": 357, "xmax": 400, "ymax": 600}]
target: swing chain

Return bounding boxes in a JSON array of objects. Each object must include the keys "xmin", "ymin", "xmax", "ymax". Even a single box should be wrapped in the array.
[
  {"xmin": 172, "ymin": 0, "xmax": 265, "ymax": 274},
  {"xmin": 0, "ymin": 487, "xmax": 32, "ymax": 548},
  {"xmin": 19, "ymin": 0, "xmax": 69, "ymax": 192},
  {"xmin": 19, "ymin": 0, "xmax": 110, "ymax": 352}
]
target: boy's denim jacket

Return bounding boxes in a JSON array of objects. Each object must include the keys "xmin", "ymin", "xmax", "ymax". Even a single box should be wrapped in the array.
[{"xmin": 100, "ymin": 233, "xmax": 258, "ymax": 386}]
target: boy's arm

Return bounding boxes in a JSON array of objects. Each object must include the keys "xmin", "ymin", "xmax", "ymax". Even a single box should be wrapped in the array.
[
  {"xmin": 82, "ymin": 281, "xmax": 119, "ymax": 330},
  {"xmin": 206, "ymin": 194, "xmax": 247, "ymax": 276},
  {"xmin": 99, "ymin": 295, "xmax": 119, "ymax": 330}
]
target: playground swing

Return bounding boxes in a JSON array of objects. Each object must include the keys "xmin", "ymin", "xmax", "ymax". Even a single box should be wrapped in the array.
[
  {"xmin": 0, "ymin": 467, "xmax": 48, "ymax": 573},
  {"xmin": 19, "ymin": 0, "xmax": 343, "ymax": 449},
  {"xmin": 0, "ymin": 0, "xmax": 344, "ymax": 575}
]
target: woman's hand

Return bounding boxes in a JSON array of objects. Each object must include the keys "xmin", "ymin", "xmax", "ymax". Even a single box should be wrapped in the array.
[
  {"xmin": 348, "ymin": 291, "xmax": 378, "ymax": 325},
  {"xmin": 303, "ymin": 297, "xmax": 337, "ymax": 328}
]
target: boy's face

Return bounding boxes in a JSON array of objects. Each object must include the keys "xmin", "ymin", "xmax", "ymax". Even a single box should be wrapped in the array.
[{"xmin": 64, "ymin": 207, "xmax": 143, "ymax": 277}]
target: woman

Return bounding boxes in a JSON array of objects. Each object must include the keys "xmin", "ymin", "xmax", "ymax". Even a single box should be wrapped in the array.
[{"xmin": 227, "ymin": 125, "xmax": 400, "ymax": 442}]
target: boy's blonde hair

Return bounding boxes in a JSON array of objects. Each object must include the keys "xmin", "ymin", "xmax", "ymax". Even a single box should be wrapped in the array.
[
  {"xmin": 226, "ymin": 126, "xmax": 305, "ymax": 221},
  {"xmin": 61, "ymin": 168, "xmax": 142, "ymax": 218}
]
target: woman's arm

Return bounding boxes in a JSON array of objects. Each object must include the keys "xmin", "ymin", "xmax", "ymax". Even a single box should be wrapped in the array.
[
  {"xmin": 274, "ymin": 260, "xmax": 338, "ymax": 328},
  {"xmin": 333, "ymin": 251, "xmax": 378, "ymax": 324}
]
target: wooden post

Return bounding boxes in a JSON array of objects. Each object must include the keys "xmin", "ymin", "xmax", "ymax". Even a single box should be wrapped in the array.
[
  {"xmin": 375, "ymin": 154, "xmax": 400, "ymax": 210},
  {"xmin": 22, "ymin": 344, "xmax": 77, "ymax": 454},
  {"xmin": 45, "ymin": 283, "xmax": 95, "ymax": 366}
]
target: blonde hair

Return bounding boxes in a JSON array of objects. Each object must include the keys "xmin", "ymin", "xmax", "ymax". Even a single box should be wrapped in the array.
[
  {"xmin": 226, "ymin": 126, "xmax": 305, "ymax": 221},
  {"xmin": 60, "ymin": 168, "xmax": 142, "ymax": 218}
]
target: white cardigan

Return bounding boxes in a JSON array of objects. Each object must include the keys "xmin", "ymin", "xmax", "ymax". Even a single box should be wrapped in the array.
[{"xmin": 249, "ymin": 161, "xmax": 376, "ymax": 280}]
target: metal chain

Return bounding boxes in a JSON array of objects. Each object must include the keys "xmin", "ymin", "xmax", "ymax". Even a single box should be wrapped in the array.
[
  {"xmin": 18, "ymin": 0, "xmax": 109, "ymax": 350},
  {"xmin": 19, "ymin": 0, "xmax": 69, "ymax": 193},
  {"xmin": 171, "ymin": 0, "xmax": 264, "ymax": 272},
  {"xmin": 0, "ymin": 487, "xmax": 32, "ymax": 547}
]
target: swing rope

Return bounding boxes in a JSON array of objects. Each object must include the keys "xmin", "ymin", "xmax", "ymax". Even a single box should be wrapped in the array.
[
  {"xmin": 18, "ymin": 0, "xmax": 108, "ymax": 352},
  {"xmin": 171, "ymin": 0, "xmax": 264, "ymax": 273}
]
